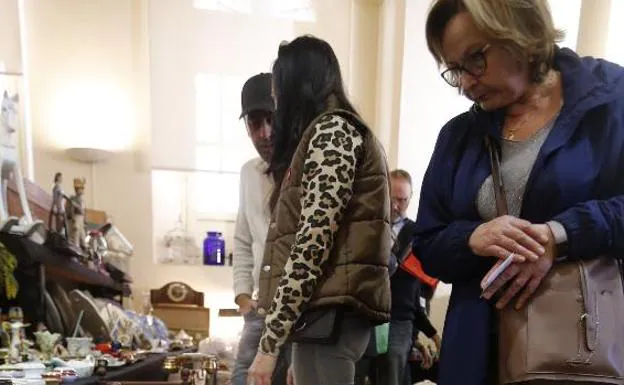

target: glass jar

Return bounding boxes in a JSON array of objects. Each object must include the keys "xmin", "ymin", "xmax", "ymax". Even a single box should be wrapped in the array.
[{"xmin": 203, "ymin": 231, "xmax": 225, "ymax": 266}]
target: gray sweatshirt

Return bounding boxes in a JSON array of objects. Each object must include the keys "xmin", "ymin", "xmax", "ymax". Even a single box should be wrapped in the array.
[{"xmin": 232, "ymin": 157, "xmax": 272, "ymax": 300}]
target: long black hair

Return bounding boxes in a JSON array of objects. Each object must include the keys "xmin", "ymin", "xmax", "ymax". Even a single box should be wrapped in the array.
[{"xmin": 268, "ymin": 35, "xmax": 359, "ymax": 208}]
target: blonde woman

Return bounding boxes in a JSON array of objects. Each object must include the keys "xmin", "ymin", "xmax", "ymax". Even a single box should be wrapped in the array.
[{"xmin": 414, "ymin": 0, "xmax": 624, "ymax": 384}]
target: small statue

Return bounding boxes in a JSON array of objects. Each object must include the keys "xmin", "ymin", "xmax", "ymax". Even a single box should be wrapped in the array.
[
  {"xmin": 67, "ymin": 178, "xmax": 87, "ymax": 250},
  {"xmin": 48, "ymin": 172, "xmax": 68, "ymax": 235}
]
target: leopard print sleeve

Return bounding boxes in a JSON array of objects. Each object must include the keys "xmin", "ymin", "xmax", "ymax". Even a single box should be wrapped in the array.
[{"xmin": 258, "ymin": 114, "xmax": 364, "ymax": 356}]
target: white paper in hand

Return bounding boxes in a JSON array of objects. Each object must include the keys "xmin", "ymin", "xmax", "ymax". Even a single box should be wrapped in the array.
[{"xmin": 480, "ymin": 253, "xmax": 515, "ymax": 291}]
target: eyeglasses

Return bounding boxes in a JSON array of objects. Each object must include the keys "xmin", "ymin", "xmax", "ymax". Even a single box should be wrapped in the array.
[{"xmin": 440, "ymin": 44, "xmax": 491, "ymax": 88}]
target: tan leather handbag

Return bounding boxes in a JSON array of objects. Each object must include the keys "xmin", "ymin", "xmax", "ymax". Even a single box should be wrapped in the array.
[{"xmin": 486, "ymin": 137, "xmax": 624, "ymax": 384}]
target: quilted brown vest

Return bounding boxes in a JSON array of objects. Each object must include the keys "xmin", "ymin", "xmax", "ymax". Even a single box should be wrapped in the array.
[{"xmin": 256, "ymin": 109, "xmax": 392, "ymax": 323}]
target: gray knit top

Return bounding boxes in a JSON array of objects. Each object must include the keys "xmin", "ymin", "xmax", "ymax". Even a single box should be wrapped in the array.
[{"xmin": 477, "ymin": 120, "xmax": 555, "ymax": 220}]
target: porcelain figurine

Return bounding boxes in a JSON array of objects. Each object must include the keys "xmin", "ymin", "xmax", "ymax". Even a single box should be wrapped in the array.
[
  {"xmin": 48, "ymin": 172, "xmax": 68, "ymax": 235},
  {"xmin": 67, "ymin": 177, "xmax": 87, "ymax": 250},
  {"xmin": 34, "ymin": 330, "xmax": 61, "ymax": 360}
]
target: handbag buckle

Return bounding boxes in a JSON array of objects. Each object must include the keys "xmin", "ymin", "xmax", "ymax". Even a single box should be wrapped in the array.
[
  {"xmin": 294, "ymin": 322, "xmax": 307, "ymax": 332},
  {"xmin": 566, "ymin": 312, "xmax": 594, "ymax": 366}
]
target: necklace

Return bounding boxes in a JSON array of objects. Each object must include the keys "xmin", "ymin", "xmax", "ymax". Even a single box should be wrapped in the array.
[
  {"xmin": 503, "ymin": 121, "xmax": 526, "ymax": 141},
  {"xmin": 502, "ymin": 70, "xmax": 561, "ymax": 141}
]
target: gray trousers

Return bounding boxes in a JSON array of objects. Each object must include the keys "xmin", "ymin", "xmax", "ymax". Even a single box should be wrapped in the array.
[
  {"xmin": 231, "ymin": 310, "xmax": 290, "ymax": 385},
  {"xmin": 292, "ymin": 312, "xmax": 373, "ymax": 385}
]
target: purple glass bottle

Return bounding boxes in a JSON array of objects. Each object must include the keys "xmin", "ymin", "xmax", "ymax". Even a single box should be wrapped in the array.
[{"xmin": 203, "ymin": 231, "xmax": 225, "ymax": 266}]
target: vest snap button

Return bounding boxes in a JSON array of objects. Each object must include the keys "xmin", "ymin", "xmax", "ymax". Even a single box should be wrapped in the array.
[
  {"xmin": 270, "ymin": 222, "xmax": 276, "ymax": 229},
  {"xmin": 257, "ymin": 307, "xmax": 267, "ymax": 316},
  {"xmin": 263, "ymin": 265, "xmax": 271, "ymax": 272}
]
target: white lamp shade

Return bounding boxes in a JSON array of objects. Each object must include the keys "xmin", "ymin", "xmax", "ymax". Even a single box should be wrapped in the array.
[{"xmin": 66, "ymin": 147, "xmax": 113, "ymax": 163}]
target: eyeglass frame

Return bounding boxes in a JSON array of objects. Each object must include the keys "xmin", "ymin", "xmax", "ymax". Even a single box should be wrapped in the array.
[{"xmin": 440, "ymin": 44, "xmax": 492, "ymax": 88}]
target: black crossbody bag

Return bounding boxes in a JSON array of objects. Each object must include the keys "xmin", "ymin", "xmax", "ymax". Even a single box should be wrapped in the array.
[{"xmin": 289, "ymin": 306, "xmax": 343, "ymax": 345}]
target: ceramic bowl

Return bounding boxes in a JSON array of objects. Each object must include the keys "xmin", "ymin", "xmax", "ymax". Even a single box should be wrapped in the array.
[
  {"xmin": 9, "ymin": 362, "xmax": 45, "ymax": 379},
  {"xmin": 64, "ymin": 359, "xmax": 94, "ymax": 378}
]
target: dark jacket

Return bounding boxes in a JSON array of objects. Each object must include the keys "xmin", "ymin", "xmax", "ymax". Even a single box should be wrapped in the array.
[
  {"xmin": 390, "ymin": 219, "xmax": 437, "ymax": 337},
  {"xmin": 413, "ymin": 48, "xmax": 624, "ymax": 385}
]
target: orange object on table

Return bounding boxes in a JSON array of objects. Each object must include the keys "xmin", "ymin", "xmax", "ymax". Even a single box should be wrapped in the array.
[{"xmin": 95, "ymin": 342, "xmax": 112, "ymax": 354}]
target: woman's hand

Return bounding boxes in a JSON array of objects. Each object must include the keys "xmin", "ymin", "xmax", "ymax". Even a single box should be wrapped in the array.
[
  {"xmin": 248, "ymin": 352, "xmax": 277, "ymax": 385},
  {"xmin": 482, "ymin": 224, "xmax": 556, "ymax": 309},
  {"xmin": 469, "ymin": 215, "xmax": 549, "ymax": 262}
]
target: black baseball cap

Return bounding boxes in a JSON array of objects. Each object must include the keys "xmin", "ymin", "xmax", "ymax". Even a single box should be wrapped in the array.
[{"xmin": 240, "ymin": 73, "xmax": 274, "ymax": 118}]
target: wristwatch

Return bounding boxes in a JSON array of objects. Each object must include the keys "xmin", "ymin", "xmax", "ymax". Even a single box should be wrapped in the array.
[
  {"xmin": 547, "ymin": 221, "xmax": 569, "ymax": 263},
  {"xmin": 555, "ymin": 241, "xmax": 569, "ymax": 263}
]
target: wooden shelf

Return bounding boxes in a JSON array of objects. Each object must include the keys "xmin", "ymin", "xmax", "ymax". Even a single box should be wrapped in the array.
[{"xmin": 0, "ymin": 232, "xmax": 126, "ymax": 293}]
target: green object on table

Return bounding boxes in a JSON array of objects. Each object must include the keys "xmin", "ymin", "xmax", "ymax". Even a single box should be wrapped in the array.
[{"xmin": 374, "ymin": 322, "xmax": 389, "ymax": 354}]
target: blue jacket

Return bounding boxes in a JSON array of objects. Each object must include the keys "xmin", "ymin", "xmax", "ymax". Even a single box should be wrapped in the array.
[{"xmin": 412, "ymin": 48, "xmax": 624, "ymax": 385}]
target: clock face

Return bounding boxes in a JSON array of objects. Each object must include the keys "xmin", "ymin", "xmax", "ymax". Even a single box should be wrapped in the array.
[{"xmin": 166, "ymin": 283, "xmax": 189, "ymax": 303}]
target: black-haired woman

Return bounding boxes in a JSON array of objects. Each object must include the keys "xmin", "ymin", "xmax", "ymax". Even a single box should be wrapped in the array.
[{"xmin": 248, "ymin": 35, "xmax": 392, "ymax": 385}]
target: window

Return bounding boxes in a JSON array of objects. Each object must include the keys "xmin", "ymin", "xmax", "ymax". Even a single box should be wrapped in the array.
[
  {"xmin": 192, "ymin": 73, "xmax": 257, "ymax": 217},
  {"xmin": 195, "ymin": 73, "xmax": 255, "ymax": 172}
]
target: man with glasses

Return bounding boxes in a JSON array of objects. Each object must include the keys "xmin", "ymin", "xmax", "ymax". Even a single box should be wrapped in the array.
[
  {"xmin": 357, "ymin": 170, "xmax": 441, "ymax": 385},
  {"xmin": 231, "ymin": 73, "xmax": 289, "ymax": 385}
]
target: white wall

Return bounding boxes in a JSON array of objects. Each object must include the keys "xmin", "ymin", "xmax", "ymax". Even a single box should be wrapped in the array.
[
  {"xmin": 0, "ymin": 0, "xmax": 22, "ymax": 73},
  {"xmin": 548, "ymin": 0, "xmax": 582, "ymax": 50}
]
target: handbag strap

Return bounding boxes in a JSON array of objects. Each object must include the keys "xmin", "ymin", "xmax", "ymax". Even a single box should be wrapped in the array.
[{"xmin": 485, "ymin": 136, "xmax": 509, "ymax": 217}]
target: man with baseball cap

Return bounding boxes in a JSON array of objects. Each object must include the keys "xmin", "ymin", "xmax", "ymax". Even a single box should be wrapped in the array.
[{"xmin": 231, "ymin": 73, "xmax": 288, "ymax": 385}]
